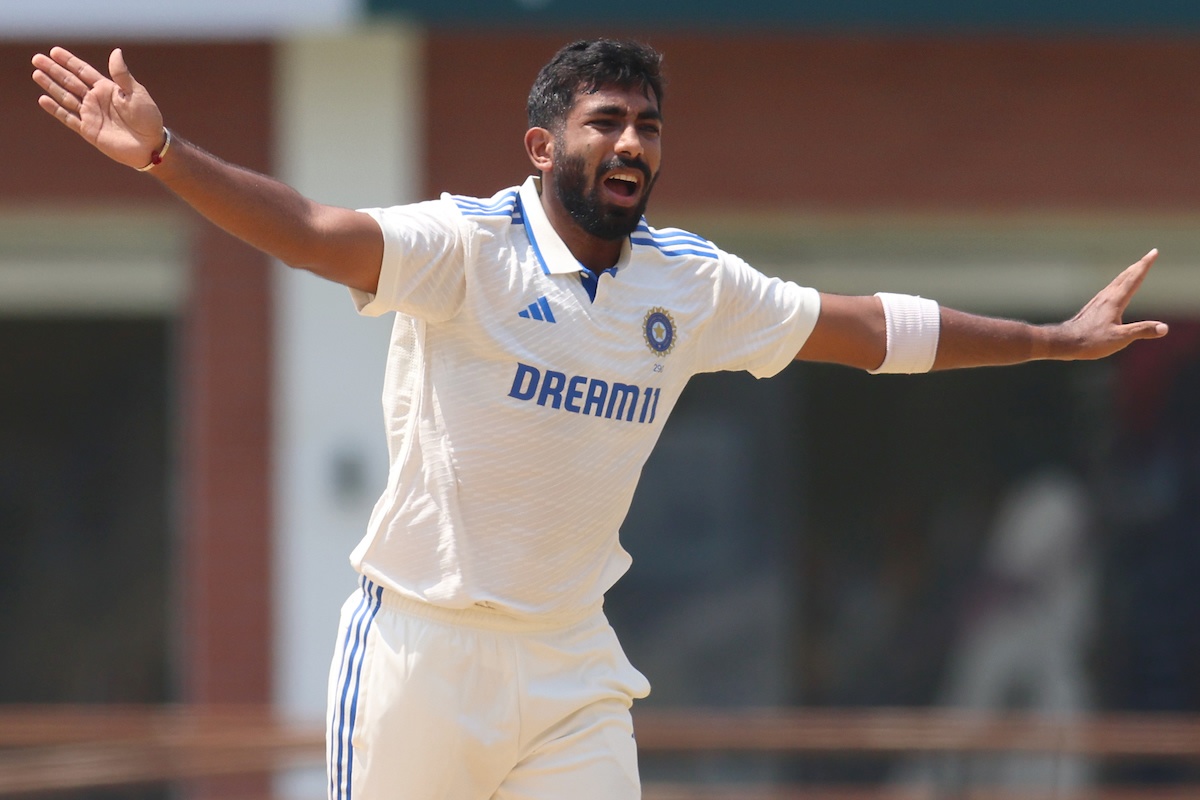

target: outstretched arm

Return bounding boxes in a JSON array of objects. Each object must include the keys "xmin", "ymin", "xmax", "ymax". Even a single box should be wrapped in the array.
[
  {"xmin": 796, "ymin": 249, "xmax": 1167, "ymax": 371},
  {"xmin": 31, "ymin": 46, "xmax": 383, "ymax": 294}
]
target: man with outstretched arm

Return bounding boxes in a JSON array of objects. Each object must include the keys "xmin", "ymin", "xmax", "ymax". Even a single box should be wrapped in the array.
[{"xmin": 33, "ymin": 40, "xmax": 1165, "ymax": 800}]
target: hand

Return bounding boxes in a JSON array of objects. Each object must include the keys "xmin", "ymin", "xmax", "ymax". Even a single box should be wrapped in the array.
[
  {"xmin": 32, "ymin": 47, "xmax": 165, "ymax": 170},
  {"xmin": 1057, "ymin": 248, "xmax": 1168, "ymax": 360}
]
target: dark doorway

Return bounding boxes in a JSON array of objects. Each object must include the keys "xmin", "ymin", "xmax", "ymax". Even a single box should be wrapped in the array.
[{"xmin": 0, "ymin": 317, "xmax": 173, "ymax": 704}]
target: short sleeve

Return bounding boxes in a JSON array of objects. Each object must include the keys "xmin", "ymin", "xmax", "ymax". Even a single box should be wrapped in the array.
[
  {"xmin": 349, "ymin": 199, "xmax": 467, "ymax": 321},
  {"xmin": 695, "ymin": 252, "xmax": 821, "ymax": 378}
]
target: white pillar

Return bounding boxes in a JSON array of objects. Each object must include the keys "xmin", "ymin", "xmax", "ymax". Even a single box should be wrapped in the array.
[{"xmin": 271, "ymin": 26, "xmax": 423, "ymax": 794}]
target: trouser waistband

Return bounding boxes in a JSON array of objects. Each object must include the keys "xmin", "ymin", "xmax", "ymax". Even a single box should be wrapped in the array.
[{"xmin": 357, "ymin": 576, "xmax": 603, "ymax": 634}]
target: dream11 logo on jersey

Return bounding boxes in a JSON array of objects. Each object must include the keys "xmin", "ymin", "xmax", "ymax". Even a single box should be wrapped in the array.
[{"xmin": 507, "ymin": 363, "xmax": 661, "ymax": 425}]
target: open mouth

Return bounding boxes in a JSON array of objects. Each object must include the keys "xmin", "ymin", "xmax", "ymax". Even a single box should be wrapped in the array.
[{"xmin": 603, "ymin": 172, "xmax": 641, "ymax": 201}]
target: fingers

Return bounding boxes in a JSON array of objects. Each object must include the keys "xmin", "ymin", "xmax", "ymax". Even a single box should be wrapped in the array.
[
  {"xmin": 1127, "ymin": 246, "xmax": 1157, "ymax": 276},
  {"xmin": 31, "ymin": 66, "xmax": 82, "ymax": 115},
  {"xmin": 32, "ymin": 47, "xmax": 105, "ymax": 132},
  {"xmin": 1120, "ymin": 247, "xmax": 1157, "ymax": 287},
  {"xmin": 1108, "ymin": 251, "xmax": 1167, "ymax": 348},
  {"xmin": 32, "ymin": 58, "xmax": 86, "ymax": 135},
  {"xmin": 46, "ymin": 46, "xmax": 105, "ymax": 87},
  {"xmin": 35, "ymin": 93, "xmax": 83, "ymax": 134},
  {"xmin": 32, "ymin": 55, "xmax": 87, "ymax": 99},
  {"xmin": 1101, "ymin": 247, "xmax": 1158, "ymax": 316}
]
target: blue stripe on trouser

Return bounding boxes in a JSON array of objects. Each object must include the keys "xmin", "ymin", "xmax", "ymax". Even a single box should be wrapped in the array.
[
  {"xmin": 329, "ymin": 583, "xmax": 372, "ymax": 800},
  {"xmin": 329, "ymin": 579, "xmax": 383, "ymax": 800},
  {"xmin": 344, "ymin": 584, "xmax": 384, "ymax": 798}
]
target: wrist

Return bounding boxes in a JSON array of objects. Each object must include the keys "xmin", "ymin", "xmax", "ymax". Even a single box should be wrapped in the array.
[
  {"xmin": 1033, "ymin": 322, "xmax": 1077, "ymax": 361},
  {"xmin": 136, "ymin": 128, "xmax": 172, "ymax": 172}
]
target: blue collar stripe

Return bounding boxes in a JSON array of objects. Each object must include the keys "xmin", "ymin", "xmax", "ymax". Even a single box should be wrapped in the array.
[{"xmin": 517, "ymin": 194, "xmax": 553, "ymax": 275}]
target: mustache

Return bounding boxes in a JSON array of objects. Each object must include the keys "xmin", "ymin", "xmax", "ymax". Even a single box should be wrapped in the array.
[{"xmin": 597, "ymin": 155, "xmax": 652, "ymax": 183}]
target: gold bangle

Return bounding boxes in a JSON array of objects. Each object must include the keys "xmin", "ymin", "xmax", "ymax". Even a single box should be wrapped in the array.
[{"xmin": 136, "ymin": 128, "xmax": 172, "ymax": 172}]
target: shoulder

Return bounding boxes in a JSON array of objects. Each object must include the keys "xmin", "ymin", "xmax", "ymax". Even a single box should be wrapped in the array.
[
  {"xmin": 630, "ymin": 221, "xmax": 722, "ymax": 262},
  {"xmin": 629, "ymin": 222, "xmax": 802, "ymax": 308},
  {"xmin": 442, "ymin": 186, "xmax": 523, "ymax": 227},
  {"xmin": 366, "ymin": 186, "xmax": 525, "ymax": 232},
  {"xmin": 363, "ymin": 187, "xmax": 524, "ymax": 250}
]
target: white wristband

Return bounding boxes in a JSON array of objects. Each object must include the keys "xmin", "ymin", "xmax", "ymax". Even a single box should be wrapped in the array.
[{"xmin": 868, "ymin": 292, "xmax": 941, "ymax": 374}]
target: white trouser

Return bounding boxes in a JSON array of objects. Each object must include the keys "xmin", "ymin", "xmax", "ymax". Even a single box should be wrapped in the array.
[{"xmin": 326, "ymin": 577, "xmax": 651, "ymax": 800}]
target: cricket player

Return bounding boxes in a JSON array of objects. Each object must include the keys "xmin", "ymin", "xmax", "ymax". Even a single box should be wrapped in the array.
[{"xmin": 32, "ymin": 38, "xmax": 1166, "ymax": 800}]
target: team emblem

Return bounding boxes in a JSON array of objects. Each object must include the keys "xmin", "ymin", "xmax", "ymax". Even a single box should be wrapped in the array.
[{"xmin": 643, "ymin": 307, "xmax": 676, "ymax": 355}]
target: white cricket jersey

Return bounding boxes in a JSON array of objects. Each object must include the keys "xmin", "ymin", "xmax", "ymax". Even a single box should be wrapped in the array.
[{"xmin": 349, "ymin": 176, "xmax": 821, "ymax": 622}]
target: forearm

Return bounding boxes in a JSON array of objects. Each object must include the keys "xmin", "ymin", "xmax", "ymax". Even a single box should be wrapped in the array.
[
  {"xmin": 932, "ymin": 308, "xmax": 1061, "ymax": 370},
  {"xmin": 799, "ymin": 266, "xmax": 1165, "ymax": 373},
  {"xmin": 148, "ymin": 132, "xmax": 382, "ymax": 293}
]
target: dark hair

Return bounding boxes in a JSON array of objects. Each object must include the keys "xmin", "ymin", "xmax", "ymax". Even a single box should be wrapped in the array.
[{"xmin": 527, "ymin": 39, "xmax": 665, "ymax": 132}]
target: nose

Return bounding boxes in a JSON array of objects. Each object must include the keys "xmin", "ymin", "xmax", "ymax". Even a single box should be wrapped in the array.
[{"xmin": 616, "ymin": 122, "xmax": 644, "ymax": 159}]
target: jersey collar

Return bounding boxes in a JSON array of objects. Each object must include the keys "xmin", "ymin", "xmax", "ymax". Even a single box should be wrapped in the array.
[{"xmin": 518, "ymin": 176, "xmax": 632, "ymax": 276}]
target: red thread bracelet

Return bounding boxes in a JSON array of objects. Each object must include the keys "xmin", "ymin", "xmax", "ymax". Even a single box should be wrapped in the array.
[{"xmin": 136, "ymin": 128, "xmax": 172, "ymax": 172}]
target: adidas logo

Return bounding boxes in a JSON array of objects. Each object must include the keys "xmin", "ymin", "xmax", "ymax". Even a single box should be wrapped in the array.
[{"xmin": 518, "ymin": 296, "xmax": 556, "ymax": 323}]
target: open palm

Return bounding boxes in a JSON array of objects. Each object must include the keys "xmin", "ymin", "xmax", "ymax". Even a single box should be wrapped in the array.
[
  {"xmin": 1062, "ymin": 249, "xmax": 1167, "ymax": 360},
  {"xmin": 32, "ymin": 47, "xmax": 164, "ymax": 169}
]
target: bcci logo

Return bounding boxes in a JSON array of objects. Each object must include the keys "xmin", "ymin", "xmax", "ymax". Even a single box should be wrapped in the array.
[{"xmin": 643, "ymin": 307, "xmax": 676, "ymax": 356}]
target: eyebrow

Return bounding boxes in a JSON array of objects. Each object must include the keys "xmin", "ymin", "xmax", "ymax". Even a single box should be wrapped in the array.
[{"xmin": 588, "ymin": 103, "xmax": 663, "ymax": 122}]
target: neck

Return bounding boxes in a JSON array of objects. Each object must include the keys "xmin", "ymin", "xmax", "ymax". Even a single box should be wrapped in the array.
[{"xmin": 538, "ymin": 177, "xmax": 624, "ymax": 272}]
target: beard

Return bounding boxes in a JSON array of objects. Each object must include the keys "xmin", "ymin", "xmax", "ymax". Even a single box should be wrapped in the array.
[{"xmin": 553, "ymin": 149, "xmax": 657, "ymax": 241}]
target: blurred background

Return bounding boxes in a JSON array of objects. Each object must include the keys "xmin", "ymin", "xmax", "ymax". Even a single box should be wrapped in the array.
[{"xmin": 4, "ymin": 0, "xmax": 1200, "ymax": 797}]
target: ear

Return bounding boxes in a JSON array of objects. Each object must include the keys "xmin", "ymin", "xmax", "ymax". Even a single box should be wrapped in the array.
[{"xmin": 524, "ymin": 127, "xmax": 554, "ymax": 172}]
